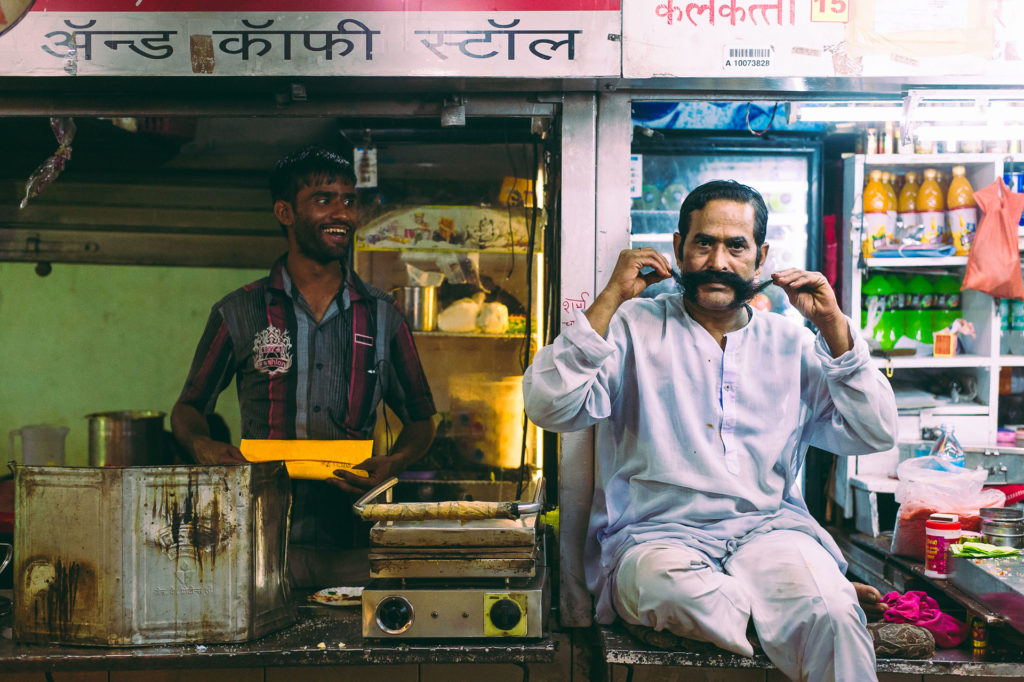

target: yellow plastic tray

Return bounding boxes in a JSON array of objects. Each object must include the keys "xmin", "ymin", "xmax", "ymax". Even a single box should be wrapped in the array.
[{"xmin": 240, "ymin": 439, "xmax": 372, "ymax": 480}]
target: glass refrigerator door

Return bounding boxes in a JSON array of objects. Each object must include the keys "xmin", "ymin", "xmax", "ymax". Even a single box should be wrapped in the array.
[{"xmin": 630, "ymin": 151, "xmax": 815, "ymax": 325}]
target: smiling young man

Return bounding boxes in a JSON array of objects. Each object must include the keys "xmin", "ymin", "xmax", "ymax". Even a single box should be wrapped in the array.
[
  {"xmin": 523, "ymin": 180, "xmax": 897, "ymax": 681},
  {"xmin": 171, "ymin": 146, "xmax": 435, "ymax": 583}
]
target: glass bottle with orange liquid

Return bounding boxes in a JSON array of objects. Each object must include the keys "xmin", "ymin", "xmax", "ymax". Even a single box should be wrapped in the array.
[
  {"xmin": 898, "ymin": 171, "xmax": 920, "ymax": 238},
  {"xmin": 881, "ymin": 171, "xmax": 899, "ymax": 243},
  {"xmin": 947, "ymin": 165, "xmax": 978, "ymax": 256},
  {"xmin": 917, "ymin": 168, "xmax": 947, "ymax": 245},
  {"xmin": 862, "ymin": 169, "xmax": 889, "ymax": 257}
]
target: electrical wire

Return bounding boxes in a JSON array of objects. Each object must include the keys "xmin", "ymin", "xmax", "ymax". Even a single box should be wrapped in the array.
[{"xmin": 746, "ymin": 101, "xmax": 779, "ymax": 136}]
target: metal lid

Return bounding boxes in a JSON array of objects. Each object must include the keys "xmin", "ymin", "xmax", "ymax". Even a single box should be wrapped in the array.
[{"xmin": 980, "ymin": 507, "xmax": 1024, "ymax": 521}]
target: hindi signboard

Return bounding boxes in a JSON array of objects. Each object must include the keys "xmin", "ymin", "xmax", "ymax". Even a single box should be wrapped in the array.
[
  {"xmin": 625, "ymin": 0, "xmax": 1023, "ymax": 79},
  {"xmin": 0, "ymin": 0, "xmax": 621, "ymax": 77}
]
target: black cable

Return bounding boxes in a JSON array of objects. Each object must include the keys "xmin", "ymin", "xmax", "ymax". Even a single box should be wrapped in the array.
[
  {"xmin": 746, "ymin": 101, "xmax": 779, "ymax": 137},
  {"xmin": 514, "ymin": 661, "xmax": 530, "ymax": 682}
]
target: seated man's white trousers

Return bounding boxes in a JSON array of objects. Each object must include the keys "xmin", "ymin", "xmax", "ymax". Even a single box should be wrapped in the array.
[{"xmin": 612, "ymin": 529, "xmax": 877, "ymax": 682}]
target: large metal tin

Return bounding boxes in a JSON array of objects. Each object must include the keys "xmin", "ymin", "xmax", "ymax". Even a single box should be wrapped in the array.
[{"xmin": 13, "ymin": 463, "xmax": 295, "ymax": 646}]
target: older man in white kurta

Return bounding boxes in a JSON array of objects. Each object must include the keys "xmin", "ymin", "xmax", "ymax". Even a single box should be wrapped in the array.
[{"xmin": 524, "ymin": 181, "xmax": 897, "ymax": 682}]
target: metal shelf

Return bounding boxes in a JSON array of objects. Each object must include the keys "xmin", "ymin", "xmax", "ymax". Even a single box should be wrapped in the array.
[
  {"xmin": 870, "ymin": 354, "xmax": 990, "ymax": 369},
  {"xmin": 864, "ymin": 257, "xmax": 968, "ymax": 268}
]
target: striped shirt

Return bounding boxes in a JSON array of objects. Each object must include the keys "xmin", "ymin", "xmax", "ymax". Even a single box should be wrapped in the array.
[{"xmin": 178, "ymin": 255, "xmax": 436, "ymax": 440}]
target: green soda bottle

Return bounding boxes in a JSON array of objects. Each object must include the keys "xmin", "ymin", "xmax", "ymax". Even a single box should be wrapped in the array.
[
  {"xmin": 862, "ymin": 274, "xmax": 891, "ymax": 347},
  {"xmin": 933, "ymin": 274, "xmax": 962, "ymax": 333},
  {"xmin": 905, "ymin": 275, "xmax": 935, "ymax": 345},
  {"xmin": 884, "ymin": 274, "xmax": 907, "ymax": 349}
]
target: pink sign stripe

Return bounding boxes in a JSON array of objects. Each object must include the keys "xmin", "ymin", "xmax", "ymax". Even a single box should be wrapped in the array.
[{"xmin": 34, "ymin": 0, "xmax": 619, "ymax": 11}]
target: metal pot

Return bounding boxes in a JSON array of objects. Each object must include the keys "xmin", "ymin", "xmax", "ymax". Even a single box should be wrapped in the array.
[
  {"xmin": 392, "ymin": 286, "xmax": 438, "ymax": 331},
  {"xmin": 86, "ymin": 410, "xmax": 168, "ymax": 467}
]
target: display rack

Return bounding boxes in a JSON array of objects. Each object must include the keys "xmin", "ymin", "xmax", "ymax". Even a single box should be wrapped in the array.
[{"xmin": 837, "ymin": 152, "xmax": 1023, "ymax": 524}]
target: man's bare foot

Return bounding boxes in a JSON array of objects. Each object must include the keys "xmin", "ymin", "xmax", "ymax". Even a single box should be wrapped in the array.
[{"xmin": 853, "ymin": 581, "xmax": 888, "ymax": 620}]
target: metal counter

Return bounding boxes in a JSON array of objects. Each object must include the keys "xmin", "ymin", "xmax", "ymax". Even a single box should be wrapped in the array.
[{"xmin": 0, "ymin": 591, "xmax": 555, "ymax": 673}]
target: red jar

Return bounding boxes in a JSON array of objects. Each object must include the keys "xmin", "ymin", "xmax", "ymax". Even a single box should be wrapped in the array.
[{"xmin": 925, "ymin": 513, "xmax": 961, "ymax": 579}]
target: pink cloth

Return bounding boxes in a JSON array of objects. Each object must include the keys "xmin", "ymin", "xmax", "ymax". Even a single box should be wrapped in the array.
[{"xmin": 881, "ymin": 591, "xmax": 968, "ymax": 648}]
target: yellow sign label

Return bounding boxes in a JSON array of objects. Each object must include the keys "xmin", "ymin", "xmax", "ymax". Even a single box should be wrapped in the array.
[{"xmin": 811, "ymin": 0, "xmax": 850, "ymax": 22}]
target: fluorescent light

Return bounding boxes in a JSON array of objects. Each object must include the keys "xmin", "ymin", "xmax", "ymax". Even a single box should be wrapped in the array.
[
  {"xmin": 915, "ymin": 124, "xmax": 1024, "ymax": 142},
  {"xmin": 793, "ymin": 103, "xmax": 901, "ymax": 122}
]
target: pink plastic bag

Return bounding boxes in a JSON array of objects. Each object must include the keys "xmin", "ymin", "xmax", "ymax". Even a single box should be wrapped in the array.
[{"xmin": 963, "ymin": 178, "xmax": 1024, "ymax": 300}]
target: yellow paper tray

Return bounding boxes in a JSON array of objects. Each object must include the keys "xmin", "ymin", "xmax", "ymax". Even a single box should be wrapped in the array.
[{"xmin": 240, "ymin": 439, "xmax": 372, "ymax": 480}]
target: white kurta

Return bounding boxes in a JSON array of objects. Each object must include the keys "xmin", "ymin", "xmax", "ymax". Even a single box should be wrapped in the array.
[{"xmin": 522, "ymin": 292, "xmax": 897, "ymax": 624}]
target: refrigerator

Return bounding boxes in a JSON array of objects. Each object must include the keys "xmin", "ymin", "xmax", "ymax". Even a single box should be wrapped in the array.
[{"xmin": 630, "ymin": 131, "xmax": 824, "ymax": 325}]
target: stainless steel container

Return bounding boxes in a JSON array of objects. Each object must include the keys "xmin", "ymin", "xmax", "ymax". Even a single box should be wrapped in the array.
[
  {"xmin": 13, "ymin": 463, "xmax": 295, "ymax": 646},
  {"xmin": 981, "ymin": 519, "xmax": 1024, "ymax": 548},
  {"xmin": 87, "ymin": 410, "xmax": 169, "ymax": 467},
  {"xmin": 392, "ymin": 286, "xmax": 438, "ymax": 331}
]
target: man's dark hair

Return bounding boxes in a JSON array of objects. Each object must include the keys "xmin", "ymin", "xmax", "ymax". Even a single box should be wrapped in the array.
[
  {"xmin": 269, "ymin": 146, "xmax": 357, "ymax": 206},
  {"xmin": 677, "ymin": 180, "xmax": 769, "ymax": 256}
]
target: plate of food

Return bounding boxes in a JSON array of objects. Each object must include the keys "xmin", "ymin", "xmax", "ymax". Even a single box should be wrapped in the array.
[
  {"xmin": 307, "ymin": 585, "xmax": 364, "ymax": 606},
  {"xmin": 308, "ymin": 586, "xmax": 363, "ymax": 607}
]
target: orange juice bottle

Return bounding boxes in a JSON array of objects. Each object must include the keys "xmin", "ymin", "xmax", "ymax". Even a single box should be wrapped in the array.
[
  {"xmin": 882, "ymin": 172, "xmax": 899, "ymax": 242},
  {"xmin": 862, "ymin": 169, "xmax": 889, "ymax": 257},
  {"xmin": 898, "ymin": 171, "xmax": 920, "ymax": 235},
  {"xmin": 917, "ymin": 168, "xmax": 947, "ymax": 245},
  {"xmin": 947, "ymin": 165, "xmax": 978, "ymax": 256}
]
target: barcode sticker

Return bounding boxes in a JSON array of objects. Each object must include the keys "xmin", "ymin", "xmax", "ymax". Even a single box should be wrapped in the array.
[{"xmin": 723, "ymin": 46, "xmax": 773, "ymax": 71}]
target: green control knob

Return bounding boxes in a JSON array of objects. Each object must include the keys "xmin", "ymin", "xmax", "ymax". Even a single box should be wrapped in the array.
[{"xmin": 489, "ymin": 598, "xmax": 522, "ymax": 631}]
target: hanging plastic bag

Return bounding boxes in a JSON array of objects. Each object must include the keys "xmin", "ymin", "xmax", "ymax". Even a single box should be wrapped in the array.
[
  {"xmin": 20, "ymin": 117, "xmax": 76, "ymax": 209},
  {"xmin": 890, "ymin": 455, "xmax": 1005, "ymax": 559},
  {"xmin": 962, "ymin": 177, "xmax": 1024, "ymax": 300}
]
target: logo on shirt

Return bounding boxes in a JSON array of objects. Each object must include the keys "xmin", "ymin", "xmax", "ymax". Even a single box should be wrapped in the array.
[{"xmin": 252, "ymin": 325, "xmax": 292, "ymax": 375}]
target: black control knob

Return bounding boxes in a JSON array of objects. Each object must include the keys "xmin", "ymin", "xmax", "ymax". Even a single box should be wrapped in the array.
[
  {"xmin": 489, "ymin": 598, "xmax": 522, "ymax": 631},
  {"xmin": 376, "ymin": 596, "xmax": 414, "ymax": 634}
]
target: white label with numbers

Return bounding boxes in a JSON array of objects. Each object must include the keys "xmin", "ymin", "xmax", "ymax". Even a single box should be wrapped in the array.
[{"xmin": 722, "ymin": 46, "xmax": 773, "ymax": 71}]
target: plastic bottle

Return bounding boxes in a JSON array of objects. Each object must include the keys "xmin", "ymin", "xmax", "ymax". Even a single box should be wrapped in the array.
[
  {"xmin": 1012, "ymin": 299, "xmax": 1024, "ymax": 355},
  {"xmin": 947, "ymin": 165, "xmax": 979, "ymax": 256},
  {"xmin": 884, "ymin": 274, "xmax": 907, "ymax": 349},
  {"xmin": 882, "ymin": 171, "xmax": 899, "ymax": 243},
  {"xmin": 862, "ymin": 273, "xmax": 891, "ymax": 344},
  {"xmin": 930, "ymin": 424, "xmax": 965, "ymax": 466},
  {"xmin": 862, "ymin": 170, "xmax": 889, "ymax": 257},
  {"xmin": 918, "ymin": 168, "xmax": 947, "ymax": 246},
  {"xmin": 897, "ymin": 171, "xmax": 920, "ymax": 237},
  {"xmin": 933, "ymin": 274, "xmax": 962, "ymax": 334},
  {"xmin": 905, "ymin": 275, "xmax": 935, "ymax": 345},
  {"xmin": 1000, "ymin": 299, "xmax": 1013, "ymax": 355}
]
